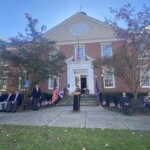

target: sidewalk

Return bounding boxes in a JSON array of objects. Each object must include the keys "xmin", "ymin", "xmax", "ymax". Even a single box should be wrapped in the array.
[{"xmin": 0, "ymin": 106, "xmax": 150, "ymax": 130}]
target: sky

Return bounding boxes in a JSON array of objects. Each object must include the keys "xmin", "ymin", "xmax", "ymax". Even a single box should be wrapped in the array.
[{"xmin": 0, "ymin": 0, "xmax": 150, "ymax": 39}]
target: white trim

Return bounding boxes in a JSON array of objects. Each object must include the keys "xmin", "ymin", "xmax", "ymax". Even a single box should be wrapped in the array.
[
  {"xmin": 0, "ymin": 71, "xmax": 8, "ymax": 91},
  {"xmin": 48, "ymin": 77, "xmax": 59, "ymax": 90},
  {"xmin": 102, "ymin": 68, "xmax": 115, "ymax": 88},
  {"xmin": 101, "ymin": 44, "xmax": 113, "ymax": 58},
  {"xmin": 66, "ymin": 61, "xmax": 95, "ymax": 94},
  {"xmin": 140, "ymin": 67, "xmax": 150, "ymax": 88},
  {"xmin": 141, "ymin": 85, "xmax": 150, "ymax": 88},
  {"xmin": 74, "ymin": 46, "xmax": 85, "ymax": 61},
  {"xmin": 65, "ymin": 55, "xmax": 95, "ymax": 63},
  {"xmin": 54, "ymin": 37, "xmax": 118, "ymax": 46},
  {"xmin": 43, "ymin": 12, "xmax": 112, "ymax": 38}
]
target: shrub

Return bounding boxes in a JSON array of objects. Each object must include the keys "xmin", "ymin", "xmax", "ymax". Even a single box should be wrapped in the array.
[{"xmin": 102, "ymin": 92, "xmax": 146, "ymax": 106}]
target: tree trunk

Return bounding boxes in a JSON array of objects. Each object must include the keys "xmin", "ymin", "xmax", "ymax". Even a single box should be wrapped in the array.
[{"xmin": 133, "ymin": 91, "xmax": 138, "ymax": 100}]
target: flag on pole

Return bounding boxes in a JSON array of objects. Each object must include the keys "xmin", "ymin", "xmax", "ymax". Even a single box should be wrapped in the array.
[
  {"xmin": 53, "ymin": 77, "xmax": 57, "ymax": 90},
  {"xmin": 51, "ymin": 87, "xmax": 59, "ymax": 104},
  {"xmin": 76, "ymin": 36, "xmax": 80, "ymax": 61},
  {"xmin": 95, "ymin": 79, "xmax": 100, "ymax": 100},
  {"xmin": 59, "ymin": 88, "xmax": 64, "ymax": 98},
  {"xmin": 51, "ymin": 77, "xmax": 59, "ymax": 105},
  {"xmin": 76, "ymin": 48, "xmax": 80, "ymax": 61}
]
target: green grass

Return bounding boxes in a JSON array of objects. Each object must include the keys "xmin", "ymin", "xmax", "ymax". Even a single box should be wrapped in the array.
[{"xmin": 0, "ymin": 125, "xmax": 150, "ymax": 150}]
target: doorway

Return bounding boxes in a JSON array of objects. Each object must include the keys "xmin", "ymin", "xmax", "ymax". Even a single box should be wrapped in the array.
[{"xmin": 81, "ymin": 75, "xmax": 87, "ymax": 93}]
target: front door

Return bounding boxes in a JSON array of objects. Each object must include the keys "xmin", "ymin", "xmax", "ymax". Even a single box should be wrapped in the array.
[
  {"xmin": 75, "ymin": 74, "xmax": 87, "ymax": 94},
  {"xmin": 81, "ymin": 75, "xmax": 87, "ymax": 93}
]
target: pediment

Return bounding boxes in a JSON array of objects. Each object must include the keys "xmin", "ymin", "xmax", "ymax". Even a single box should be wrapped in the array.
[
  {"xmin": 43, "ymin": 12, "xmax": 115, "ymax": 44},
  {"xmin": 65, "ymin": 55, "xmax": 94, "ymax": 63}
]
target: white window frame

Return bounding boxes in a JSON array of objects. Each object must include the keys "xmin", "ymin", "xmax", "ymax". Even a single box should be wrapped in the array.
[
  {"xmin": 49, "ymin": 48, "xmax": 58, "ymax": 60},
  {"xmin": 48, "ymin": 76, "xmax": 59, "ymax": 89},
  {"xmin": 102, "ymin": 68, "xmax": 115, "ymax": 88},
  {"xmin": 0, "ymin": 71, "xmax": 8, "ymax": 91},
  {"xmin": 101, "ymin": 45, "xmax": 113, "ymax": 58},
  {"xmin": 140, "ymin": 67, "xmax": 150, "ymax": 88},
  {"xmin": 138, "ymin": 49, "xmax": 148, "ymax": 59},
  {"xmin": 138, "ymin": 44, "xmax": 149, "ymax": 59},
  {"xmin": 18, "ymin": 71, "xmax": 27, "ymax": 90},
  {"xmin": 75, "ymin": 46, "xmax": 85, "ymax": 61}
]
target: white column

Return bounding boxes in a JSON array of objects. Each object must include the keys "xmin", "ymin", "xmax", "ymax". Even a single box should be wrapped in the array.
[{"xmin": 88, "ymin": 65, "xmax": 94, "ymax": 94}]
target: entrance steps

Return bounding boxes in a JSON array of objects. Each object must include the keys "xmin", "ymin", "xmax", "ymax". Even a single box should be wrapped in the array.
[{"xmin": 57, "ymin": 94, "xmax": 99, "ymax": 106}]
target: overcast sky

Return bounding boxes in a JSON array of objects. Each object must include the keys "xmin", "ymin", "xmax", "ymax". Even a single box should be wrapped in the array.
[{"xmin": 0, "ymin": 0, "xmax": 149, "ymax": 39}]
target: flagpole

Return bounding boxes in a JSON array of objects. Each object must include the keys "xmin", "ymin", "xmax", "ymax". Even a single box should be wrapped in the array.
[
  {"xmin": 53, "ymin": 76, "xmax": 57, "ymax": 90},
  {"xmin": 76, "ymin": 36, "xmax": 80, "ymax": 61},
  {"xmin": 77, "ymin": 36, "xmax": 79, "ymax": 50}
]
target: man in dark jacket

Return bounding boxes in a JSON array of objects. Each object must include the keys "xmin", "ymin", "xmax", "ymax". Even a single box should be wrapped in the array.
[
  {"xmin": 0, "ymin": 91, "xmax": 5, "ymax": 111},
  {"xmin": 32, "ymin": 84, "xmax": 41, "ymax": 110},
  {"xmin": 6, "ymin": 91, "xmax": 14, "ymax": 112},
  {"xmin": 11, "ymin": 90, "xmax": 23, "ymax": 112},
  {"xmin": 120, "ymin": 92, "xmax": 132, "ymax": 115}
]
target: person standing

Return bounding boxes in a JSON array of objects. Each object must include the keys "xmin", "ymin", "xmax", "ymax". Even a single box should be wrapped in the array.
[
  {"xmin": 143, "ymin": 91, "xmax": 150, "ymax": 112},
  {"xmin": 119, "ymin": 92, "xmax": 131, "ymax": 115},
  {"xmin": 32, "ymin": 84, "xmax": 41, "ymax": 110},
  {"xmin": 73, "ymin": 86, "xmax": 81, "ymax": 111}
]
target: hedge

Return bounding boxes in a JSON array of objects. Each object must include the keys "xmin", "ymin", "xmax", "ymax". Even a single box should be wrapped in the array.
[{"xmin": 102, "ymin": 92, "xmax": 147, "ymax": 106}]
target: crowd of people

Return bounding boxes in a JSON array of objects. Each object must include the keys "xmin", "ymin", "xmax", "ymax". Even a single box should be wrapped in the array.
[
  {"xmin": 0, "ymin": 84, "xmax": 65, "ymax": 113},
  {"xmin": 0, "ymin": 90, "xmax": 23, "ymax": 113},
  {"xmin": 1, "ymin": 84, "xmax": 150, "ymax": 115},
  {"xmin": 99, "ymin": 91, "xmax": 150, "ymax": 115}
]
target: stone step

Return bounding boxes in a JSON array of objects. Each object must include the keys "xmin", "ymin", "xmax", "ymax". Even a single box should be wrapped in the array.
[{"xmin": 57, "ymin": 94, "xmax": 99, "ymax": 106}]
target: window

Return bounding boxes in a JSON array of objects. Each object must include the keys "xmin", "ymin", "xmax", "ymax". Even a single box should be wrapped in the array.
[
  {"xmin": 48, "ymin": 76, "xmax": 59, "ymax": 89},
  {"xmin": 49, "ymin": 48, "xmax": 58, "ymax": 60},
  {"xmin": 75, "ymin": 47, "xmax": 85, "ymax": 61},
  {"xmin": 0, "ymin": 72, "xmax": 7, "ymax": 91},
  {"xmin": 140, "ymin": 67, "xmax": 150, "ymax": 87},
  {"xmin": 138, "ymin": 44, "xmax": 149, "ymax": 59},
  {"xmin": 101, "ymin": 45, "xmax": 112, "ymax": 58},
  {"xmin": 103, "ymin": 68, "xmax": 115, "ymax": 88},
  {"xmin": 138, "ymin": 49, "xmax": 148, "ymax": 59},
  {"xmin": 18, "ymin": 72, "xmax": 27, "ymax": 90}
]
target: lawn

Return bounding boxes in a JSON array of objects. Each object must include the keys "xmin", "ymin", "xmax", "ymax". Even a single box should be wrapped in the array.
[{"xmin": 0, "ymin": 125, "xmax": 150, "ymax": 150}]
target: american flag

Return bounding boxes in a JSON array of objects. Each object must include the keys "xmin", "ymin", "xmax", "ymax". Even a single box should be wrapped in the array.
[
  {"xmin": 76, "ymin": 48, "xmax": 80, "ymax": 61},
  {"xmin": 59, "ymin": 88, "xmax": 64, "ymax": 98},
  {"xmin": 51, "ymin": 87, "xmax": 59, "ymax": 104}
]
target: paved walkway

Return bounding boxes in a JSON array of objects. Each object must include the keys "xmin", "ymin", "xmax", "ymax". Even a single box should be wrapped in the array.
[{"xmin": 0, "ymin": 106, "xmax": 150, "ymax": 130}]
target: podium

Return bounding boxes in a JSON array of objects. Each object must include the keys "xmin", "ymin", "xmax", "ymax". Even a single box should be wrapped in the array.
[{"xmin": 71, "ymin": 92, "xmax": 81, "ymax": 111}]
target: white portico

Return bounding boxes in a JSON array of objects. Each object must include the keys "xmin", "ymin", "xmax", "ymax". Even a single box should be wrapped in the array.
[{"xmin": 65, "ymin": 55, "xmax": 95, "ymax": 94}]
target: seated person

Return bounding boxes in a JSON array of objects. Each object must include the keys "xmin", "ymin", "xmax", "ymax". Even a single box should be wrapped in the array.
[
  {"xmin": 11, "ymin": 90, "xmax": 23, "ymax": 112},
  {"xmin": 5, "ymin": 91, "xmax": 14, "ymax": 112},
  {"xmin": 143, "ymin": 91, "xmax": 150, "ymax": 112},
  {"xmin": 0, "ymin": 91, "xmax": 5, "ymax": 111},
  {"xmin": 119, "ymin": 92, "xmax": 132, "ymax": 115}
]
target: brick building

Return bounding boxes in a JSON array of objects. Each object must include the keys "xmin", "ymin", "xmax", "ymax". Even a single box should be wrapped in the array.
[
  {"xmin": 1, "ymin": 12, "xmax": 149, "ymax": 94},
  {"xmin": 41, "ymin": 12, "xmax": 125, "ymax": 94}
]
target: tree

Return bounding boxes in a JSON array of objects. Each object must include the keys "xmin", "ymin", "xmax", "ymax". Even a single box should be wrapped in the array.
[
  {"xmin": 93, "ymin": 4, "xmax": 150, "ymax": 99},
  {"xmin": 0, "ymin": 39, "xmax": 9, "ymax": 91},
  {"xmin": 2, "ymin": 14, "xmax": 65, "ymax": 91}
]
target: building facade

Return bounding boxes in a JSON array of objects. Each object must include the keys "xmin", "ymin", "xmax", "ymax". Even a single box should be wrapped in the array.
[
  {"xmin": 42, "ymin": 12, "xmax": 121, "ymax": 94},
  {"xmin": 1, "ymin": 12, "xmax": 150, "ymax": 94}
]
